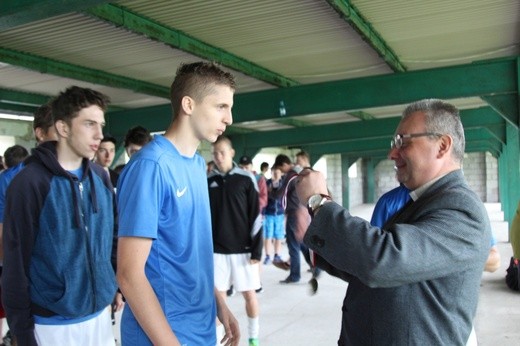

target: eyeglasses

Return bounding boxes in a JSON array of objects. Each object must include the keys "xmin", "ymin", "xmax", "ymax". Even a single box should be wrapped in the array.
[{"xmin": 390, "ymin": 132, "xmax": 443, "ymax": 149}]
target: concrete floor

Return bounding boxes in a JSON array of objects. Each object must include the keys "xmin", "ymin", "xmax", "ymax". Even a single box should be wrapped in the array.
[{"xmin": 223, "ymin": 203, "xmax": 520, "ymax": 345}]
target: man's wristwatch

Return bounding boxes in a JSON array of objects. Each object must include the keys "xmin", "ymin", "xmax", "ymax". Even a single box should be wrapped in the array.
[{"xmin": 307, "ymin": 194, "xmax": 332, "ymax": 217}]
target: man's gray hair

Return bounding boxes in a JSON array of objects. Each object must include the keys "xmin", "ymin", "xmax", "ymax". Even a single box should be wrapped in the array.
[{"xmin": 403, "ymin": 99, "xmax": 465, "ymax": 163}]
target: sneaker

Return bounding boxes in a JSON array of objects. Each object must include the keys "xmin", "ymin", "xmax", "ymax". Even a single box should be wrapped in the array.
[
  {"xmin": 263, "ymin": 255, "xmax": 271, "ymax": 265},
  {"xmin": 249, "ymin": 338, "xmax": 259, "ymax": 346},
  {"xmin": 273, "ymin": 255, "xmax": 290, "ymax": 269},
  {"xmin": 226, "ymin": 286, "xmax": 235, "ymax": 297},
  {"xmin": 308, "ymin": 277, "xmax": 319, "ymax": 295},
  {"xmin": 255, "ymin": 285, "xmax": 264, "ymax": 294},
  {"xmin": 273, "ymin": 260, "xmax": 290, "ymax": 271},
  {"xmin": 279, "ymin": 276, "xmax": 300, "ymax": 284}
]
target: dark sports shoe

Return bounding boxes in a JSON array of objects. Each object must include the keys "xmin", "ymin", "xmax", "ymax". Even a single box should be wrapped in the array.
[
  {"xmin": 273, "ymin": 259, "xmax": 290, "ymax": 271},
  {"xmin": 279, "ymin": 276, "xmax": 300, "ymax": 284}
]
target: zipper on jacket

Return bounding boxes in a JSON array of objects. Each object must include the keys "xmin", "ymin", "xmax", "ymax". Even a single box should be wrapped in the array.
[{"xmin": 78, "ymin": 180, "xmax": 97, "ymax": 312}]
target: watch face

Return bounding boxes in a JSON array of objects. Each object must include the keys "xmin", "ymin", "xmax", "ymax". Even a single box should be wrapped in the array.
[{"xmin": 308, "ymin": 194, "xmax": 322, "ymax": 209}]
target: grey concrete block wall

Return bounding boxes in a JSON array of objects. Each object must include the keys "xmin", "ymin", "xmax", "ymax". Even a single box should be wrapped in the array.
[
  {"xmin": 324, "ymin": 152, "xmax": 499, "ymax": 208},
  {"xmin": 349, "ymin": 158, "xmax": 364, "ymax": 207},
  {"xmin": 485, "ymin": 152, "xmax": 499, "ymax": 203},
  {"xmin": 374, "ymin": 159, "xmax": 401, "ymax": 198},
  {"xmin": 372, "ymin": 152, "xmax": 499, "ymax": 203},
  {"xmin": 463, "ymin": 152, "xmax": 486, "ymax": 201},
  {"xmin": 323, "ymin": 154, "xmax": 344, "ymax": 206},
  {"xmin": 246, "ymin": 149, "xmax": 498, "ymax": 211}
]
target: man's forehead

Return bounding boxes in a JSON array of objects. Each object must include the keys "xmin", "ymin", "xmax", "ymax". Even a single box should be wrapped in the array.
[
  {"xmin": 212, "ymin": 142, "xmax": 232, "ymax": 152},
  {"xmin": 396, "ymin": 111, "xmax": 426, "ymax": 133},
  {"xmin": 99, "ymin": 141, "xmax": 115, "ymax": 148}
]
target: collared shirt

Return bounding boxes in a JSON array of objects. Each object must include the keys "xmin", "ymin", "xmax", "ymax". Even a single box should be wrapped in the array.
[{"xmin": 410, "ymin": 173, "xmax": 449, "ymax": 201}]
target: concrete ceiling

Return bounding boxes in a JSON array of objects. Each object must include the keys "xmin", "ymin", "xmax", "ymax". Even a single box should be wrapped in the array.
[{"xmin": 0, "ymin": 0, "xmax": 518, "ymax": 158}]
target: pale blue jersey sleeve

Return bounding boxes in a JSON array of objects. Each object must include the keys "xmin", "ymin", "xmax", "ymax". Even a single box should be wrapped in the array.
[{"xmin": 117, "ymin": 158, "xmax": 162, "ymax": 238}]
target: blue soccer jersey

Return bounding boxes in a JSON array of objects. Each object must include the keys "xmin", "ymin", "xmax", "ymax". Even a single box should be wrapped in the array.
[{"xmin": 117, "ymin": 135, "xmax": 216, "ymax": 345}]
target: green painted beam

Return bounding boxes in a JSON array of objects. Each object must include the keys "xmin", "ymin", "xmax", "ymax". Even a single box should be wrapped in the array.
[
  {"xmin": 0, "ymin": 87, "xmax": 52, "ymax": 106},
  {"xmin": 108, "ymin": 106, "xmax": 506, "ymax": 159},
  {"xmin": 349, "ymin": 110, "xmax": 375, "ymax": 120},
  {"xmin": 482, "ymin": 94, "xmax": 519, "ymax": 128},
  {"xmin": 86, "ymin": 4, "xmax": 298, "ymax": 88},
  {"xmin": 326, "ymin": 0, "xmax": 406, "ymax": 72},
  {"xmin": 297, "ymin": 126, "xmax": 503, "ymax": 158},
  {"xmin": 106, "ymin": 104, "xmax": 171, "ymax": 141},
  {"xmin": 231, "ymin": 57, "xmax": 518, "ymax": 122},
  {"xmin": 461, "ymin": 107, "xmax": 506, "ymax": 128},
  {"xmin": 0, "ymin": 87, "xmax": 126, "ymax": 115},
  {"xmin": 0, "ymin": 47, "xmax": 170, "ymax": 99},
  {"xmin": 274, "ymin": 118, "xmax": 313, "ymax": 127},
  {"xmin": 306, "ymin": 137, "xmax": 501, "ymax": 160},
  {"xmin": 229, "ymin": 117, "xmax": 398, "ymax": 149},
  {"xmin": 0, "ymin": 0, "xmax": 110, "ymax": 31},
  {"xmin": 228, "ymin": 107, "xmax": 505, "ymax": 151},
  {"xmin": 105, "ymin": 59, "xmax": 517, "ymax": 131},
  {"xmin": 224, "ymin": 126, "xmax": 256, "ymax": 135},
  {"xmin": 0, "ymin": 102, "xmax": 38, "ymax": 115}
]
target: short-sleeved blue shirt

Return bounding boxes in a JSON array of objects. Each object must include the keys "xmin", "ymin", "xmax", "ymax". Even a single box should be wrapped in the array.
[{"xmin": 117, "ymin": 135, "xmax": 216, "ymax": 345}]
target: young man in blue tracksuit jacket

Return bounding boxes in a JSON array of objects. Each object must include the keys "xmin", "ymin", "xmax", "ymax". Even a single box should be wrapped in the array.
[{"xmin": 1, "ymin": 86, "xmax": 118, "ymax": 346}]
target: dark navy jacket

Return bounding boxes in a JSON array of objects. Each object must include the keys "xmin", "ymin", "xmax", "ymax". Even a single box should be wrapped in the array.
[{"xmin": 1, "ymin": 141, "xmax": 117, "ymax": 345}]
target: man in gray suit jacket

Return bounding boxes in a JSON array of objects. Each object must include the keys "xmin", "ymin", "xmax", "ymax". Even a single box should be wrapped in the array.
[{"xmin": 296, "ymin": 99, "xmax": 491, "ymax": 345}]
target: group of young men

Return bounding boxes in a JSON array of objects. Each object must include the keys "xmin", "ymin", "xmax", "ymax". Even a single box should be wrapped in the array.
[
  {"xmin": 1, "ymin": 62, "xmax": 241, "ymax": 346},
  {"xmin": 0, "ymin": 60, "xmax": 499, "ymax": 346}
]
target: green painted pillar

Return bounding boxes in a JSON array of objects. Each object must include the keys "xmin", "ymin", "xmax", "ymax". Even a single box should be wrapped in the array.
[
  {"xmin": 364, "ymin": 158, "xmax": 376, "ymax": 203},
  {"xmin": 503, "ymin": 122, "xmax": 520, "ymax": 224},
  {"xmin": 341, "ymin": 154, "xmax": 350, "ymax": 209},
  {"xmin": 498, "ymin": 153, "xmax": 508, "ymax": 225}
]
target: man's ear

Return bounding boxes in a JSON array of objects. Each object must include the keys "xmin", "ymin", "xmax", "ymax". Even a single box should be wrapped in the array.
[
  {"xmin": 437, "ymin": 134, "xmax": 453, "ymax": 158},
  {"xmin": 181, "ymin": 96, "xmax": 194, "ymax": 115},
  {"xmin": 34, "ymin": 128, "xmax": 44, "ymax": 142},
  {"xmin": 55, "ymin": 120, "xmax": 69, "ymax": 138}
]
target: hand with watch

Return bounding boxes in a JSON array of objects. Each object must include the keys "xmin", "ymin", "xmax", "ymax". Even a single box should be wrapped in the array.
[
  {"xmin": 295, "ymin": 168, "xmax": 332, "ymax": 217},
  {"xmin": 307, "ymin": 193, "xmax": 332, "ymax": 217}
]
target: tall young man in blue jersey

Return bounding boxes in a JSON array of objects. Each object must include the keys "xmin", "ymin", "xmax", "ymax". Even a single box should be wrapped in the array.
[
  {"xmin": 116, "ymin": 62, "xmax": 240, "ymax": 346},
  {"xmin": 2, "ymin": 86, "xmax": 118, "ymax": 346}
]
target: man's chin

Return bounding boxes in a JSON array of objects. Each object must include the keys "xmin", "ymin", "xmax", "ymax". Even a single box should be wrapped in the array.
[{"xmin": 207, "ymin": 135, "xmax": 218, "ymax": 143}]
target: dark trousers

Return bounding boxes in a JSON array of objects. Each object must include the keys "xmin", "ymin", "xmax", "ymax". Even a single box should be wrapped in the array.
[{"xmin": 286, "ymin": 212, "xmax": 319, "ymax": 281}]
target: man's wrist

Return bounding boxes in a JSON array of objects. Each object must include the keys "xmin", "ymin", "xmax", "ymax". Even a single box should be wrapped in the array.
[{"xmin": 307, "ymin": 194, "xmax": 332, "ymax": 217}]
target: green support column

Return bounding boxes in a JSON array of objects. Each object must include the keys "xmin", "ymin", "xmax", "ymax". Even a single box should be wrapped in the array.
[
  {"xmin": 364, "ymin": 158, "xmax": 376, "ymax": 203},
  {"xmin": 498, "ymin": 153, "xmax": 508, "ymax": 225},
  {"xmin": 341, "ymin": 154, "xmax": 350, "ymax": 209},
  {"xmin": 503, "ymin": 122, "xmax": 520, "ymax": 224}
]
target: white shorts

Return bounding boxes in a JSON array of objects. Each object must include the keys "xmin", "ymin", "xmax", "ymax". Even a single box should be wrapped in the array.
[
  {"xmin": 34, "ymin": 306, "xmax": 115, "ymax": 346},
  {"xmin": 214, "ymin": 253, "xmax": 261, "ymax": 292}
]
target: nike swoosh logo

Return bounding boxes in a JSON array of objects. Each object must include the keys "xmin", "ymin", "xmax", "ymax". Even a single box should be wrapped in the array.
[{"xmin": 176, "ymin": 187, "xmax": 187, "ymax": 197}]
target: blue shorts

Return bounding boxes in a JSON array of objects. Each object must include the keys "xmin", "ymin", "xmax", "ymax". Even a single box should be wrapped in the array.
[{"xmin": 263, "ymin": 214, "xmax": 285, "ymax": 240}]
